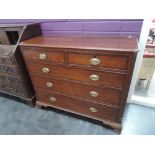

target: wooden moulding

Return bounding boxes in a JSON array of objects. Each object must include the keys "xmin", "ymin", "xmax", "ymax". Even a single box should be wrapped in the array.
[{"xmin": 35, "ymin": 100, "xmax": 122, "ymax": 133}]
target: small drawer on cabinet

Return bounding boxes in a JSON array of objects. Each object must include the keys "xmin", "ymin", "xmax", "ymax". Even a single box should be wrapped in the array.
[
  {"xmin": 68, "ymin": 52, "xmax": 128, "ymax": 70},
  {"xmin": 28, "ymin": 63, "xmax": 125, "ymax": 89},
  {"xmin": 31, "ymin": 75, "xmax": 122, "ymax": 106},
  {"xmin": 21, "ymin": 47, "xmax": 65, "ymax": 64},
  {"xmin": 36, "ymin": 89, "xmax": 119, "ymax": 122}
]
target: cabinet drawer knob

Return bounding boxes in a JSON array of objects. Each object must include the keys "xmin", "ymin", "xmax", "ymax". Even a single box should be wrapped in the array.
[
  {"xmin": 89, "ymin": 107, "xmax": 98, "ymax": 113},
  {"xmin": 46, "ymin": 82, "xmax": 53, "ymax": 88},
  {"xmin": 90, "ymin": 58, "xmax": 101, "ymax": 65},
  {"xmin": 89, "ymin": 74, "xmax": 100, "ymax": 81},
  {"xmin": 42, "ymin": 67, "xmax": 49, "ymax": 73},
  {"xmin": 39, "ymin": 53, "xmax": 47, "ymax": 60},
  {"xmin": 49, "ymin": 97, "xmax": 56, "ymax": 103},
  {"xmin": 89, "ymin": 91, "xmax": 99, "ymax": 97}
]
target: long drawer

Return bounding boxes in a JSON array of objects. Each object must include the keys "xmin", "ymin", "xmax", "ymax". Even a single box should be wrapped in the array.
[
  {"xmin": 28, "ymin": 63, "xmax": 125, "ymax": 89},
  {"xmin": 31, "ymin": 75, "xmax": 122, "ymax": 106},
  {"xmin": 36, "ymin": 88, "xmax": 119, "ymax": 122}
]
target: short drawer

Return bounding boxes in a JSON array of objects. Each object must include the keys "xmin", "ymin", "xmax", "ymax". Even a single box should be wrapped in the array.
[
  {"xmin": 32, "ymin": 75, "xmax": 122, "ymax": 106},
  {"xmin": 28, "ymin": 63, "xmax": 125, "ymax": 88},
  {"xmin": 68, "ymin": 52, "xmax": 128, "ymax": 70},
  {"xmin": 21, "ymin": 47, "xmax": 65, "ymax": 64},
  {"xmin": 0, "ymin": 64, "xmax": 19, "ymax": 75},
  {"xmin": 36, "ymin": 88, "xmax": 119, "ymax": 122}
]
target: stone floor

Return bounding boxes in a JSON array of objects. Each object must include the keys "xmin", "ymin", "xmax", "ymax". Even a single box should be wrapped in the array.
[{"xmin": 0, "ymin": 95, "xmax": 155, "ymax": 135}]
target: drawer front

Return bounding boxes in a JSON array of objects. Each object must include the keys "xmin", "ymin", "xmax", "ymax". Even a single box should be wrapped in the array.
[
  {"xmin": 0, "ymin": 73, "xmax": 21, "ymax": 84},
  {"xmin": 0, "ymin": 57, "xmax": 14, "ymax": 65},
  {"xmin": 36, "ymin": 88, "xmax": 119, "ymax": 122},
  {"xmin": 0, "ymin": 82, "xmax": 27, "ymax": 97},
  {"xmin": 22, "ymin": 47, "xmax": 65, "ymax": 64},
  {"xmin": 68, "ymin": 52, "xmax": 128, "ymax": 70},
  {"xmin": 0, "ymin": 65, "xmax": 19, "ymax": 75},
  {"xmin": 32, "ymin": 75, "xmax": 122, "ymax": 106},
  {"xmin": 28, "ymin": 63, "xmax": 125, "ymax": 88}
]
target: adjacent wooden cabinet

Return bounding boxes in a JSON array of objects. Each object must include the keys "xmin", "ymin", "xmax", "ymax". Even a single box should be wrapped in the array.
[
  {"xmin": 0, "ymin": 24, "xmax": 41, "ymax": 106},
  {"xmin": 20, "ymin": 35, "xmax": 138, "ymax": 131}
]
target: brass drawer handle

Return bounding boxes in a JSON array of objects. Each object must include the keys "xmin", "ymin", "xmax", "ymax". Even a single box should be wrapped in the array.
[
  {"xmin": 49, "ymin": 97, "xmax": 56, "ymax": 103},
  {"xmin": 89, "ymin": 91, "xmax": 99, "ymax": 97},
  {"xmin": 46, "ymin": 82, "xmax": 53, "ymax": 88},
  {"xmin": 90, "ymin": 58, "xmax": 101, "ymax": 65},
  {"xmin": 39, "ymin": 53, "xmax": 47, "ymax": 60},
  {"xmin": 89, "ymin": 107, "xmax": 98, "ymax": 113},
  {"xmin": 89, "ymin": 74, "xmax": 100, "ymax": 81},
  {"xmin": 42, "ymin": 67, "xmax": 49, "ymax": 73}
]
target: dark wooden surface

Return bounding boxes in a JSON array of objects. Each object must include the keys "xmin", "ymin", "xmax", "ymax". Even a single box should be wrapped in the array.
[
  {"xmin": 20, "ymin": 35, "xmax": 138, "ymax": 131},
  {"xmin": 19, "ymin": 23, "xmax": 41, "ymax": 42},
  {"xmin": 20, "ymin": 35, "xmax": 138, "ymax": 52}
]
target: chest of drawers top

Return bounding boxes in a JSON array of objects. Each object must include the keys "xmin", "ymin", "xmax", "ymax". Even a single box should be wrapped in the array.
[{"xmin": 20, "ymin": 35, "xmax": 138, "ymax": 52}]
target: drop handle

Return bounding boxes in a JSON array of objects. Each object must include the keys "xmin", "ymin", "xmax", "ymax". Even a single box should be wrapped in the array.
[
  {"xmin": 89, "ymin": 74, "xmax": 100, "ymax": 81},
  {"xmin": 89, "ymin": 107, "xmax": 98, "ymax": 113},
  {"xmin": 90, "ymin": 58, "xmax": 101, "ymax": 65},
  {"xmin": 46, "ymin": 82, "xmax": 53, "ymax": 88},
  {"xmin": 39, "ymin": 53, "xmax": 47, "ymax": 60},
  {"xmin": 49, "ymin": 97, "xmax": 57, "ymax": 103},
  {"xmin": 89, "ymin": 91, "xmax": 99, "ymax": 97},
  {"xmin": 42, "ymin": 67, "xmax": 49, "ymax": 73}
]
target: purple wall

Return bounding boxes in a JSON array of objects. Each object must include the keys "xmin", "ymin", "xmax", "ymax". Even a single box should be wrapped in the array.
[{"xmin": 0, "ymin": 19, "xmax": 143, "ymax": 38}]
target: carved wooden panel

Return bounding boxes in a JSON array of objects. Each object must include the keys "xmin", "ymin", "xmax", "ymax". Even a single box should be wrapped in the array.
[
  {"xmin": 0, "ymin": 57, "xmax": 14, "ymax": 65},
  {"xmin": 0, "ymin": 74, "xmax": 21, "ymax": 84},
  {"xmin": 0, "ymin": 82, "xmax": 26, "ymax": 96},
  {"xmin": 0, "ymin": 65, "xmax": 19, "ymax": 74}
]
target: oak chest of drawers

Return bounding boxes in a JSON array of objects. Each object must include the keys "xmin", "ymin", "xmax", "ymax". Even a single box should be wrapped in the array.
[
  {"xmin": 20, "ymin": 35, "xmax": 138, "ymax": 131},
  {"xmin": 0, "ymin": 24, "xmax": 41, "ymax": 105}
]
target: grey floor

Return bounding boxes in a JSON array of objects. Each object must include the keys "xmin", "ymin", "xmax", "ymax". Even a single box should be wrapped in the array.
[{"xmin": 0, "ymin": 95, "xmax": 155, "ymax": 135}]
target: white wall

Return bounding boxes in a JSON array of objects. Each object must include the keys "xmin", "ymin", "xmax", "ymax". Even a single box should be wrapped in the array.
[{"xmin": 127, "ymin": 19, "xmax": 152, "ymax": 103}]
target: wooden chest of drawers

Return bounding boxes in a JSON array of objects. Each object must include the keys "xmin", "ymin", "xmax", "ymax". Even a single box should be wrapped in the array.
[
  {"xmin": 20, "ymin": 35, "xmax": 138, "ymax": 131},
  {"xmin": 0, "ymin": 24, "xmax": 41, "ymax": 105}
]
